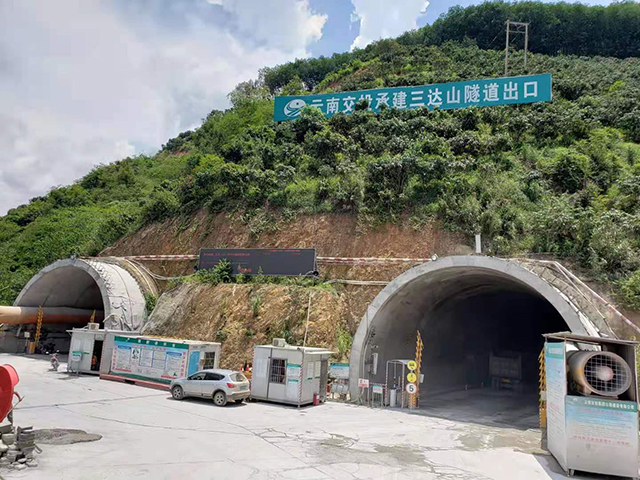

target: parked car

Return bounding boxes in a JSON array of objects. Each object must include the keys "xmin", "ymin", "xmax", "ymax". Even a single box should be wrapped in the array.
[{"xmin": 170, "ymin": 369, "xmax": 250, "ymax": 406}]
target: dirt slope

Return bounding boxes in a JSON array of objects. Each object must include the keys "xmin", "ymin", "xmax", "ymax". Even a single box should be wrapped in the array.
[
  {"xmin": 105, "ymin": 211, "xmax": 469, "ymax": 366},
  {"xmin": 102, "ymin": 210, "xmax": 470, "ymax": 280},
  {"xmin": 142, "ymin": 282, "xmax": 376, "ymax": 369}
]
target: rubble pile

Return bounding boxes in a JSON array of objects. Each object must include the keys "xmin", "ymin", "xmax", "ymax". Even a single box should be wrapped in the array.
[{"xmin": 0, "ymin": 424, "xmax": 39, "ymax": 470}]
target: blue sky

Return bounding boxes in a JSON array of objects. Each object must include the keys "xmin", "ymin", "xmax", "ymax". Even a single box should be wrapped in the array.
[{"xmin": 0, "ymin": 0, "xmax": 615, "ymax": 214}]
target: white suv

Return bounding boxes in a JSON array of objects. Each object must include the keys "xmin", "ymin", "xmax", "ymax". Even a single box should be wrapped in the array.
[{"xmin": 170, "ymin": 369, "xmax": 250, "ymax": 406}]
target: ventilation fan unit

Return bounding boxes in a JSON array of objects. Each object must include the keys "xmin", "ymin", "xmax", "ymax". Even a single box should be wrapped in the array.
[
  {"xmin": 568, "ymin": 350, "xmax": 632, "ymax": 397},
  {"xmin": 544, "ymin": 332, "xmax": 639, "ymax": 478}
]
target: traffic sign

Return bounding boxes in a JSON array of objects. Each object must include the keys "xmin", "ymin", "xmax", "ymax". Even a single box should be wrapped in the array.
[
  {"xmin": 406, "ymin": 383, "xmax": 417, "ymax": 394},
  {"xmin": 407, "ymin": 372, "xmax": 417, "ymax": 383},
  {"xmin": 407, "ymin": 360, "xmax": 417, "ymax": 371}
]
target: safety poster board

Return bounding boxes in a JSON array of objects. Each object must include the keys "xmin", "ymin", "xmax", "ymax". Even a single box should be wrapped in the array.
[{"xmin": 111, "ymin": 336, "xmax": 189, "ymax": 384}]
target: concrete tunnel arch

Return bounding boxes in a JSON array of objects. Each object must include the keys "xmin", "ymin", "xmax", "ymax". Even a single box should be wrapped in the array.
[
  {"xmin": 14, "ymin": 258, "xmax": 149, "ymax": 332},
  {"xmin": 348, "ymin": 256, "xmax": 598, "ymax": 401}
]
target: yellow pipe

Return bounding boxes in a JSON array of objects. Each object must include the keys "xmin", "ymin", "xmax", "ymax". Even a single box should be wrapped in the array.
[{"xmin": 0, "ymin": 306, "xmax": 103, "ymax": 325}]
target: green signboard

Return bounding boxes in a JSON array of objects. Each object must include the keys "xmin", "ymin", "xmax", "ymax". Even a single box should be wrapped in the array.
[{"xmin": 273, "ymin": 73, "xmax": 552, "ymax": 121}]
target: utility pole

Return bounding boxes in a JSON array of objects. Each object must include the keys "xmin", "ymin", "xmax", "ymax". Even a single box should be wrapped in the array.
[{"xmin": 504, "ymin": 20, "xmax": 530, "ymax": 76}]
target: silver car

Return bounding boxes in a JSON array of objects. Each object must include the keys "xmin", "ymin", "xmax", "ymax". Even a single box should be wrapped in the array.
[{"xmin": 170, "ymin": 369, "xmax": 250, "ymax": 406}]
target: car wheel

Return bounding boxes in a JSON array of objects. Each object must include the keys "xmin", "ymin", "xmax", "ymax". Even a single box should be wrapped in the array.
[
  {"xmin": 213, "ymin": 391, "xmax": 227, "ymax": 407},
  {"xmin": 171, "ymin": 385, "xmax": 184, "ymax": 400},
  {"xmin": 234, "ymin": 399, "xmax": 244, "ymax": 404}
]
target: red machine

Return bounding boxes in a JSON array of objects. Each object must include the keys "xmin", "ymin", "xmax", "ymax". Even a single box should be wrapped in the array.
[{"xmin": 0, "ymin": 365, "xmax": 21, "ymax": 422}]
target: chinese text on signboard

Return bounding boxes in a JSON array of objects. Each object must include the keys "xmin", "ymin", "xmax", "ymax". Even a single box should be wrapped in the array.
[{"xmin": 274, "ymin": 74, "xmax": 552, "ymax": 121}]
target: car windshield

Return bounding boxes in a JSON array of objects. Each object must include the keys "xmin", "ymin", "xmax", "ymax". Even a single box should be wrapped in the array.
[{"xmin": 229, "ymin": 373, "xmax": 247, "ymax": 382}]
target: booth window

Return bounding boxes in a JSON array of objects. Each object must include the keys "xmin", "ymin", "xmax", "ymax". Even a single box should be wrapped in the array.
[
  {"xmin": 203, "ymin": 352, "xmax": 216, "ymax": 370},
  {"xmin": 269, "ymin": 358, "xmax": 286, "ymax": 384}
]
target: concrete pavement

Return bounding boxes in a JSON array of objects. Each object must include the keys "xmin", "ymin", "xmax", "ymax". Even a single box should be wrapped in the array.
[{"xmin": 2, "ymin": 353, "xmax": 572, "ymax": 479}]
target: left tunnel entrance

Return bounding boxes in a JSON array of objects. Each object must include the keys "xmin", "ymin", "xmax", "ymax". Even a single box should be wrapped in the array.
[
  {"xmin": 14, "ymin": 266, "xmax": 105, "ymax": 353},
  {"xmin": 350, "ymin": 256, "xmax": 593, "ymax": 429},
  {"xmin": 2, "ymin": 258, "xmax": 149, "ymax": 353}
]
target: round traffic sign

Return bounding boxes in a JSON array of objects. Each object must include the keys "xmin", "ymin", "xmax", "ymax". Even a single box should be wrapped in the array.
[
  {"xmin": 407, "ymin": 360, "xmax": 417, "ymax": 371},
  {"xmin": 406, "ymin": 383, "xmax": 417, "ymax": 394},
  {"xmin": 407, "ymin": 372, "xmax": 417, "ymax": 383}
]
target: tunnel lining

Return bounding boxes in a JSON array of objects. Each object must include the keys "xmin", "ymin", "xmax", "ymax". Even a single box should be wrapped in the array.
[
  {"xmin": 14, "ymin": 258, "xmax": 148, "ymax": 332},
  {"xmin": 349, "ymin": 256, "xmax": 597, "ymax": 400},
  {"xmin": 16, "ymin": 266, "xmax": 104, "ymax": 312}
]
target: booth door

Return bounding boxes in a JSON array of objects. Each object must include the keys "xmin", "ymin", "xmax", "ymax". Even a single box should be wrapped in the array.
[
  {"xmin": 320, "ymin": 360, "xmax": 329, "ymax": 401},
  {"xmin": 188, "ymin": 351, "xmax": 201, "ymax": 376}
]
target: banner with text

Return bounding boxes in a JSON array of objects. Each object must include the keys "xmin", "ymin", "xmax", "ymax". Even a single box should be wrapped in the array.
[{"xmin": 274, "ymin": 74, "xmax": 552, "ymax": 121}]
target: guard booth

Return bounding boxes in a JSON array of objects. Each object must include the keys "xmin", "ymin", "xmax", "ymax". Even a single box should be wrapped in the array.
[
  {"xmin": 68, "ymin": 326, "xmax": 140, "ymax": 375},
  {"xmin": 104, "ymin": 334, "xmax": 221, "ymax": 385},
  {"xmin": 544, "ymin": 332, "xmax": 639, "ymax": 479},
  {"xmin": 251, "ymin": 338, "xmax": 333, "ymax": 406},
  {"xmin": 384, "ymin": 359, "xmax": 424, "ymax": 408}
]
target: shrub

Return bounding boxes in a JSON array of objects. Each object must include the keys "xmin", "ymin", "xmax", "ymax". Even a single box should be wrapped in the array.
[
  {"xmin": 539, "ymin": 149, "xmax": 590, "ymax": 194},
  {"xmin": 142, "ymin": 189, "xmax": 179, "ymax": 223},
  {"xmin": 284, "ymin": 179, "xmax": 319, "ymax": 210},
  {"xmin": 144, "ymin": 293, "xmax": 157, "ymax": 315},
  {"xmin": 193, "ymin": 259, "xmax": 234, "ymax": 285},
  {"xmin": 365, "ymin": 155, "xmax": 415, "ymax": 211},
  {"xmin": 618, "ymin": 272, "xmax": 640, "ymax": 310}
]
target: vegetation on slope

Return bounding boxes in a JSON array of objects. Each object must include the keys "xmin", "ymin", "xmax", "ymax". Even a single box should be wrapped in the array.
[
  {"xmin": 3, "ymin": 1, "xmax": 640, "ymax": 310},
  {"xmin": 261, "ymin": 1, "xmax": 640, "ymax": 92}
]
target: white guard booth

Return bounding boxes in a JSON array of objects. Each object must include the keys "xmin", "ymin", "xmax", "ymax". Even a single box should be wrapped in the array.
[
  {"xmin": 251, "ymin": 338, "xmax": 333, "ymax": 406},
  {"xmin": 68, "ymin": 326, "xmax": 140, "ymax": 375},
  {"xmin": 544, "ymin": 332, "xmax": 639, "ymax": 479},
  {"xmin": 105, "ymin": 334, "xmax": 221, "ymax": 385}
]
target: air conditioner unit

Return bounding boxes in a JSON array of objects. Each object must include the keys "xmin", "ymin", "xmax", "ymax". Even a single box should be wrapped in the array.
[
  {"xmin": 87, "ymin": 323, "xmax": 100, "ymax": 331},
  {"xmin": 272, "ymin": 338, "xmax": 287, "ymax": 347}
]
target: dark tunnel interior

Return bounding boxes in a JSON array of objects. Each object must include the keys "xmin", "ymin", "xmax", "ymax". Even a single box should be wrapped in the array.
[
  {"xmin": 13, "ymin": 266, "xmax": 105, "ymax": 353},
  {"xmin": 420, "ymin": 290, "xmax": 567, "ymax": 392}
]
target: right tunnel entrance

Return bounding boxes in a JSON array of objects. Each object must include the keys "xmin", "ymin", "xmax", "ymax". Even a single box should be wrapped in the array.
[{"xmin": 350, "ymin": 256, "xmax": 594, "ymax": 428}]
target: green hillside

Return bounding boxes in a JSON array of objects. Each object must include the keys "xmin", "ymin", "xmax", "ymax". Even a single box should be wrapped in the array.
[{"xmin": 3, "ymin": 1, "xmax": 640, "ymax": 309}]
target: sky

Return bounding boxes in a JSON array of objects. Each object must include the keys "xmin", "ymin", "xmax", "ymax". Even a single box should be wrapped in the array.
[{"xmin": 0, "ymin": 0, "xmax": 612, "ymax": 215}]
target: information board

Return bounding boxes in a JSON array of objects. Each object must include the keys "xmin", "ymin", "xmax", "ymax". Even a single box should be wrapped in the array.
[
  {"xmin": 198, "ymin": 248, "xmax": 316, "ymax": 276},
  {"xmin": 330, "ymin": 363, "xmax": 349, "ymax": 379},
  {"xmin": 286, "ymin": 363, "xmax": 301, "ymax": 379},
  {"xmin": 545, "ymin": 341, "xmax": 567, "ymax": 471},
  {"xmin": 111, "ymin": 336, "xmax": 189, "ymax": 383},
  {"xmin": 274, "ymin": 74, "xmax": 552, "ymax": 121},
  {"xmin": 566, "ymin": 396, "xmax": 639, "ymax": 477}
]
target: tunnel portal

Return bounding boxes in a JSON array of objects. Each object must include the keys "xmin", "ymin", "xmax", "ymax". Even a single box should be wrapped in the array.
[
  {"xmin": 349, "ymin": 256, "xmax": 595, "ymax": 427},
  {"xmin": 5, "ymin": 258, "xmax": 149, "ymax": 352}
]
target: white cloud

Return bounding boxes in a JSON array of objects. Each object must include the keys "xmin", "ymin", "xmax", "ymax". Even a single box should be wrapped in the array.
[
  {"xmin": 350, "ymin": 0, "xmax": 429, "ymax": 51},
  {"xmin": 214, "ymin": 0, "xmax": 327, "ymax": 51},
  {"xmin": 0, "ymin": 0, "xmax": 326, "ymax": 215}
]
